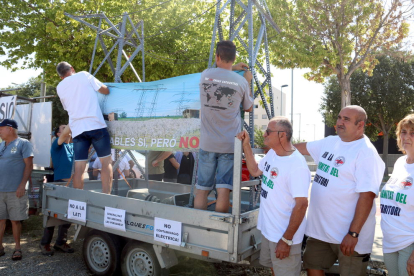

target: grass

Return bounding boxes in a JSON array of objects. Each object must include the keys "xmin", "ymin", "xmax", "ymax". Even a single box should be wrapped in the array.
[{"xmin": 5, "ymin": 214, "xmax": 43, "ymax": 236}]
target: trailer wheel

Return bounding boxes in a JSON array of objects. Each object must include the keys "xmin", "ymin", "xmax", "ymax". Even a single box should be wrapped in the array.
[
  {"xmin": 83, "ymin": 230, "xmax": 121, "ymax": 275},
  {"xmin": 121, "ymin": 241, "xmax": 162, "ymax": 276}
]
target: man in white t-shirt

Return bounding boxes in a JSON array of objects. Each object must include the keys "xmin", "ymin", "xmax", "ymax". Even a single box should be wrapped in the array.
[
  {"xmin": 56, "ymin": 62, "xmax": 113, "ymax": 194},
  {"xmin": 93, "ymin": 155, "xmax": 129, "ymax": 180},
  {"xmin": 237, "ymin": 117, "xmax": 310, "ymax": 275},
  {"xmin": 295, "ymin": 105, "xmax": 385, "ymax": 276}
]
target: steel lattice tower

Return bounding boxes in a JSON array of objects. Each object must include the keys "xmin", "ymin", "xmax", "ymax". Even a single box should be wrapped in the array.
[{"xmin": 208, "ymin": 0, "xmax": 280, "ymax": 147}]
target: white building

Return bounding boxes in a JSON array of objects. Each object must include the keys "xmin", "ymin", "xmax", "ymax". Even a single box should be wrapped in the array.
[{"xmin": 244, "ymin": 86, "xmax": 286, "ymax": 130}]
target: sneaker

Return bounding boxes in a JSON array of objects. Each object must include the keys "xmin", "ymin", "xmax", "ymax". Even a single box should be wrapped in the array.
[
  {"xmin": 39, "ymin": 244, "xmax": 54, "ymax": 256},
  {"xmin": 53, "ymin": 243, "xmax": 74, "ymax": 253}
]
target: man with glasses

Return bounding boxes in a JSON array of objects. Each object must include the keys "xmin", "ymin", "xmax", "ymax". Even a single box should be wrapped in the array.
[
  {"xmin": 56, "ymin": 61, "xmax": 113, "ymax": 194},
  {"xmin": 295, "ymin": 105, "xmax": 385, "ymax": 276},
  {"xmin": 237, "ymin": 117, "xmax": 310, "ymax": 275},
  {"xmin": 195, "ymin": 40, "xmax": 254, "ymax": 213},
  {"xmin": 0, "ymin": 119, "xmax": 33, "ymax": 261}
]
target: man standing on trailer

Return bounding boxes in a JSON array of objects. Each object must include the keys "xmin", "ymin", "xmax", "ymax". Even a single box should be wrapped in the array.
[
  {"xmin": 56, "ymin": 62, "xmax": 113, "ymax": 194},
  {"xmin": 194, "ymin": 40, "xmax": 254, "ymax": 213},
  {"xmin": 237, "ymin": 117, "xmax": 310, "ymax": 275},
  {"xmin": 0, "ymin": 119, "xmax": 33, "ymax": 261},
  {"xmin": 295, "ymin": 105, "xmax": 385, "ymax": 276}
]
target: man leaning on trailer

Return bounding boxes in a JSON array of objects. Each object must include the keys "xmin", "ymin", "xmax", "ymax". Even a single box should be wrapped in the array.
[{"xmin": 237, "ymin": 117, "xmax": 310, "ymax": 275}]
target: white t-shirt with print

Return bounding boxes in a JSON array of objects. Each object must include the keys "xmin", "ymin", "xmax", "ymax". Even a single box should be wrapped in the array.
[
  {"xmin": 57, "ymin": 71, "xmax": 107, "ymax": 138},
  {"xmin": 257, "ymin": 149, "xmax": 311, "ymax": 245},
  {"xmin": 306, "ymin": 135, "xmax": 385, "ymax": 254},
  {"xmin": 93, "ymin": 157, "xmax": 128, "ymax": 180},
  {"xmin": 381, "ymin": 156, "xmax": 414, "ymax": 253}
]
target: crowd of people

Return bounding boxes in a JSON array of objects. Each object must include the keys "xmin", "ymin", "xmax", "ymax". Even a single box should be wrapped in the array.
[{"xmin": 0, "ymin": 39, "xmax": 413, "ymax": 276}]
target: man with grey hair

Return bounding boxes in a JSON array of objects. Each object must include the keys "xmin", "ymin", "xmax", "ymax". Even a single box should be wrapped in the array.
[
  {"xmin": 295, "ymin": 105, "xmax": 385, "ymax": 276},
  {"xmin": 237, "ymin": 117, "xmax": 310, "ymax": 275},
  {"xmin": 0, "ymin": 119, "xmax": 33, "ymax": 261},
  {"xmin": 56, "ymin": 62, "xmax": 113, "ymax": 194}
]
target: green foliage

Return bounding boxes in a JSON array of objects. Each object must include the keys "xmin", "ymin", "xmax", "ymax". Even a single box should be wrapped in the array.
[
  {"xmin": 7, "ymin": 78, "xmax": 68, "ymax": 128},
  {"xmin": 320, "ymin": 53, "xmax": 414, "ymax": 142},
  {"xmin": 254, "ymin": 126, "xmax": 265, "ymax": 148},
  {"xmin": 292, "ymin": 137, "xmax": 305, "ymax": 144},
  {"xmin": 266, "ymin": 0, "xmax": 410, "ymax": 105},
  {"xmin": 0, "ymin": 0, "xmax": 217, "ymax": 86}
]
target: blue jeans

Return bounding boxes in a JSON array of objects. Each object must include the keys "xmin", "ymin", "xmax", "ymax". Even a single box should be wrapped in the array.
[
  {"xmin": 196, "ymin": 149, "xmax": 234, "ymax": 190},
  {"xmin": 73, "ymin": 128, "xmax": 111, "ymax": 161}
]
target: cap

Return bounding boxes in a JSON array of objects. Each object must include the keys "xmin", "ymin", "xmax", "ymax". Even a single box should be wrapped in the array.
[{"xmin": 0, "ymin": 119, "xmax": 18, "ymax": 129}]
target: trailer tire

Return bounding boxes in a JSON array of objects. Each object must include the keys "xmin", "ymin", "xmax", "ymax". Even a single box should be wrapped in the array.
[
  {"xmin": 83, "ymin": 230, "xmax": 121, "ymax": 276},
  {"xmin": 121, "ymin": 241, "xmax": 163, "ymax": 276}
]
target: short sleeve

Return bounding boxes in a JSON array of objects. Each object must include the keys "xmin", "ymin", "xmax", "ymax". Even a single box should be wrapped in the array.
[
  {"xmin": 124, "ymin": 153, "xmax": 132, "ymax": 161},
  {"xmin": 50, "ymin": 139, "xmax": 59, "ymax": 154},
  {"xmin": 85, "ymin": 71, "xmax": 104, "ymax": 91},
  {"xmin": 354, "ymin": 152, "xmax": 385, "ymax": 195},
  {"xmin": 92, "ymin": 159, "xmax": 101, "ymax": 169},
  {"xmin": 21, "ymin": 140, "xmax": 34, "ymax": 159},
  {"xmin": 258, "ymin": 152, "xmax": 270, "ymax": 172},
  {"xmin": 288, "ymin": 167, "xmax": 311, "ymax": 198},
  {"xmin": 241, "ymin": 79, "xmax": 254, "ymax": 111},
  {"xmin": 306, "ymin": 137, "xmax": 329, "ymax": 164},
  {"xmin": 119, "ymin": 160, "xmax": 128, "ymax": 172}
]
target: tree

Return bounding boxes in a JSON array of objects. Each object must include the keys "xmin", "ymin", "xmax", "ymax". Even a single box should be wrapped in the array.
[
  {"xmin": 320, "ymin": 53, "xmax": 414, "ymax": 174},
  {"xmin": 7, "ymin": 78, "xmax": 68, "ymax": 128},
  {"xmin": 267, "ymin": 0, "xmax": 411, "ymax": 108},
  {"xmin": 254, "ymin": 126, "xmax": 265, "ymax": 148},
  {"xmin": 0, "ymin": 0, "xmax": 216, "ymax": 86}
]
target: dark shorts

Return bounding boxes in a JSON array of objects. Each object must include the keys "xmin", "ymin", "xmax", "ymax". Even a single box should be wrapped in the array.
[
  {"xmin": 73, "ymin": 128, "xmax": 111, "ymax": 161},
  {"xmin": 303, "ymin": 237, "xmax": 370, "ymax": 276}
]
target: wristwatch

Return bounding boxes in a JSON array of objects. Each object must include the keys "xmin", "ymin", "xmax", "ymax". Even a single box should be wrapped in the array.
[
  {"xmin": 348, "ymin": 231, "xmax": 359, "ymax": 238},
  {"xmin": 281, "ymin": 236, "xmax": 293, "ymax": 246}
]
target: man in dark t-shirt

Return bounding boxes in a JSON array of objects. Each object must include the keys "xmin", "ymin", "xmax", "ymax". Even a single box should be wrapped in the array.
[
  {"xmin": 40, "ymin": 124, "xmax": 74, "ymax": 256},
  {"xmin": 177, "ymin": 152, "xmax": 195, "ymax": 184},
  {"xmin": 163, "ymin": 154, "xmax": 179, "ymax": 183}
]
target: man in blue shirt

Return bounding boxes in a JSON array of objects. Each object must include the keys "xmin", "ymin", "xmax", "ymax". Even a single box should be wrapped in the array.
[
  {"xmin": 0, "ymin": 119, "xmax": 33, "ymax": 261},
  {"xmin": 39, "ymin": 124, "xmax": 75, "ymax": 255}
]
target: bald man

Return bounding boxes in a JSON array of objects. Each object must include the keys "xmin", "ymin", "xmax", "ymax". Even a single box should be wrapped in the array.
[{"xmin": 295, "ymin": 105, "xmax": 385, "ymax": 276}]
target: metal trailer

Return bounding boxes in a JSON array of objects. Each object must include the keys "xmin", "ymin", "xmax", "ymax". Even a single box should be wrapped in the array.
[{"xmin": 42, "ymin": 139, "xmax": 263, "ymax": 276}]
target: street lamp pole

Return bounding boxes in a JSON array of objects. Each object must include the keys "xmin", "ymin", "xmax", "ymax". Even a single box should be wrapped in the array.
[
  {"xmin": 291, "ymin": 69, "xmax": 293, "ymax": 125},
  {"xmin": 307, "ymin": 124, "xmax": 316, "ymax": 141},
  {"xmin": 289, "ymin": 113, "xmax": 301, "ymax": 140},
  {"xmin": 280, "ymin": 84, "xmax": 288, "ymax": 116}
]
